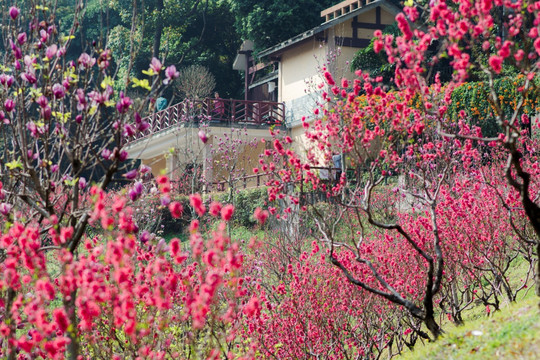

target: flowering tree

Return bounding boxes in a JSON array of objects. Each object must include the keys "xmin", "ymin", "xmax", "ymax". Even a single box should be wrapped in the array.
[
  {"xmin": 0, "ymin": 2, "xmax": 178, "ymax": 238},
  {"xmin": 376, "ymin": 0, "xmax": 540, "ymax": 294},
  {"xmin": 206, "ymin": 127, "xmax": 261, "ymax": 203},
  {"xmin": 0, "ymin": 3, "xmax": 255, "ymax": 359},
  {"xmin": 262, "ymin": 0, "xmax": 540, "ymax": 340},
  {"xmin": 3, "ymin": 0, "xmax": 540, "ymax": 358}
]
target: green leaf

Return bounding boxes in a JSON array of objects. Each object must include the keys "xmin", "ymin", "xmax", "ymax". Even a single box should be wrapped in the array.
[
  {"xmin": 6, "ymin": 159, "xmax": 23, "ymax": 170},
  {"xmin": 52, "ymin": 112, "xmax": 71, "ymax": 122},
  {"xmin": 101, "ymin": 76, "xmax": 114, "ymax": 89},
  {"xmin": 142, "ymin": 69, "xmax": 157, "ymax": 76},
  {"xmin": 131, "ymin": 77, "xmax": 151, "ymax": 91},
  {"xmin": 64, "ymin": 177, "xmax": 79, "ymax": 187}
]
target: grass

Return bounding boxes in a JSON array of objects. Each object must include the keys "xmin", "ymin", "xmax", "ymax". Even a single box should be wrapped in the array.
[
  {"xmin": 163, "ymin": 224, "xmax": 265, "ymax": 246},
  {"xmin": 399, "ymin": 296, "xmax": 539, "ymax": 360},
  {"xmin": 399, "ymin": 255, "xmax": 538, "ymax": 360}
]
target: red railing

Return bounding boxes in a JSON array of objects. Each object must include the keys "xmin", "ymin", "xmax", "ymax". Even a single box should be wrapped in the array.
[{"xmin": 129, "ymin": 98, "xmax": 285, "ymax": 144}]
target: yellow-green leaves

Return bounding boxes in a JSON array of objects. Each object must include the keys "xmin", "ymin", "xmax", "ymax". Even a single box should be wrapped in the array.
[
  {"xmin": 101, "ymin": 76, "xmax": 114, "ymax": 89},
  {"xmin": 52, "ymin": 112, "xmax": 71, "ymax": 123},
  {"xmin": 142, "ymin": 69, "xmax": 158, "ymax": 77},
  {"xmin": 132, "ymin": 77, "xmax": 151, "ymax": 91},
  {"xmin": 6, "ymin": 159, "xmax": 23, "ymax": 170}
]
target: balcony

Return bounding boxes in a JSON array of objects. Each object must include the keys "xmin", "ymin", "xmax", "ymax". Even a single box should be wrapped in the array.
[{"xmin": 127, "ymin": 98, "xmax": 285, "ymax": 145}]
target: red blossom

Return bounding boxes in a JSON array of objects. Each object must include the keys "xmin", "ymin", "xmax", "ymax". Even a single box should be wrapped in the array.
[
  {"xmin": 169, "ymin": 201, "xmax": 184, "ymax": 218},
  {"xmin": 190, "ymin": 193, "xmax": 206, "ymax": 216},
  {"xmin": 221, "ymin": 204, "xmax": 235, "ymax": 221}
]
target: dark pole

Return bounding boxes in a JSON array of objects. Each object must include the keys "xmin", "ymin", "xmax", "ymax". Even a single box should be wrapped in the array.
[{"xmin": 244, "ymin": 51, "xmax": 251, "ymax": 101}]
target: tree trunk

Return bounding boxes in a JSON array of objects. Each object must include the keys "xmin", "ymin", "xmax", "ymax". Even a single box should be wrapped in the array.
[
  {"xmin": 153, "ymin": 0, "xmax": 164, "ymax": 59},
  {"xmin": 66, "ymin": 290, "xmax": 79, "ymax": 360},
  {"xmin": 424, "ymin": 314, "xmax": 442, "ymax": 340},
  {"xmin": 536, "ymin": 241, "xmax": 540, "ymax": 299}
]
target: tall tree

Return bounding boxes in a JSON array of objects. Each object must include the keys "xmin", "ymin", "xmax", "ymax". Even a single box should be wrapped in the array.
[
  {"xmin": 230, "ymin": 0, "xmax": 336, "ymax": 51},
  {"xmin": 153, "ymin": 0, "xmax": 164, "ymax": 58},
  {"xmin": 105, "ymin": 0, "xmax": 241, "ymax": 97}
]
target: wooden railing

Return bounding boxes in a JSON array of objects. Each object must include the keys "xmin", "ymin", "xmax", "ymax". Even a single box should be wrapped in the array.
[
  {"xmin": 129, "ymin": 98, "xmax": 285, "ymax": 144},
  {"xmin": 207, "ymin": 167, "xmax": 343, "ymax": 194},
  {"xmin": 207, "ymin": 172, "xmax": 272, "ymax": 193},
  {"xmin": 321, "ymin": 0, "xmax": 377, "ymax": 22}
]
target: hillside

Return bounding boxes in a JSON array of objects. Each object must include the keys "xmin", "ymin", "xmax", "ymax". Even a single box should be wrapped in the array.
[{"xmin": 400, "ymin": 296, "xmax": 539, "ymax": 360}]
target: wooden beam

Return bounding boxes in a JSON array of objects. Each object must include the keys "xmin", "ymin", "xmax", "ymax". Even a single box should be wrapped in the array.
[
  {"xmin": 335, "ymin": 36, "xmax": 371, "ymax": 48},
  {"xmin": 321, "ymin": 0, "xmax": 377, "ymax": 21}
]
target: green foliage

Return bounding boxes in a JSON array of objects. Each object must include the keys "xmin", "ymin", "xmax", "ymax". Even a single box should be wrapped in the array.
[
  {"xmin": 446, "ymin": 76, "xmax": 540, "ymax": 138},
  {"xmin": 215, "ymin": 187, "xmax": 268, "ymax": 227},
  {"xmin": 351, "ymin": 23, "xmax": 399, "ymax": 81},
  {"xmin": 176, "ymin": 1, "xmax": 243, "ymax": 98},
  {"xmin": 230, "ymin": 0, "xmax": 335, "ymax": 51},
  {"xmin": 55, "ymin": 0, "xmax": 242, "ymax": 98}
]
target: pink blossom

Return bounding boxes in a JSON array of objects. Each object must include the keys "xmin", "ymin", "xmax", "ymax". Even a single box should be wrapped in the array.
[
  {"xmin": 243, "ymin": 296, "xmax": 261, "ymax": 317},
  {"xmin": 488, "ymin": 55, "xmax": 503, "ymax": 74},
  {"xmin": 190, "ymin": 194, "xmax": 206, "ymax": 216},
  {"xmin": 254, "ymin": 207, "xmax": 269, "ymax": 225},
  {"xmin": 374, "ymin": 39, "xmax": 383, "ymax": 53},
  {"xmin": 534, "ymin": 37, "xmax": 540, "ymax": 56},
  {"xmin": 17, "ymin": 32, "xmax": 26, "ymax": 45},
  {"xmin": 52, "ymin": 83, "xmax": 65, "ymax": 99},
  {"xmin": 273, "ymin": 139, "xmax": 284, "ymax": 154},
  {"xmin": 396, "ymin": 13, "xmax": 413, "ymax": 40},
  {"xmin": 323, "ymin": 71, "xmax": 335, "ymax": 86},
  {"xmin": 164, "ymin": 65, "xmax": 179, "ymax": 85},
  {"xmin": 169, "ymin": 237, "xmax": 180, "ymax": 256},
  {"xmin": 9, "ymin": 6, "xmax": 19, "ymax": 20},
  {"xmin": 53, "ymin": 309, "xmax": 69, "ymax": 333},
  {"xmin": 101, "ymin": 148, "xmax": 112, "ymax": 160},
  {"xmin": 4, "ymin": 99, "xmax": 15, "ymax": 112},
  {"xmin": 116, "ymin": 92, "xmax": 132, "ymax": 113},
  {"xmin": 209, "ymin": 201, "xmax": 222, "ymax": 217},
  {"xmin": 150, "ymin": 57, "xmax": 162, "ymax": 73},
  {"xmin": 123, "ymin": 169, "xmax": 138, "ymax": 180},
  {"xmin": 46, "ymin": 44, "xmax": 58, "ymax": 60},
  {"xmin": 0, "ymin": 202, "xmax": 12, "ymax": 216},
  {"xmin": 221, "ymin": 204, "xmax": 234, "ymax": 221},
  {"xmin": 169, "ymin": 201, "xmax": 184, "ymax": 219},
  {"xmin": 123, "ymin": 123, "xmax": 135, "ymax": 137},
  {"xmin": 118, "ymin": 150, "xmax": 128, "ymax": 162},
  {"xmin": 78, "ymin": 53, "xmax": 96, "ymax": 69},
  {"xmin": 36, "ymin": 95, "xmax": 48, "ymax": 108},
  {"xmin": 198, "ymin": 130, "xmax": 208, "ymax": 143}
]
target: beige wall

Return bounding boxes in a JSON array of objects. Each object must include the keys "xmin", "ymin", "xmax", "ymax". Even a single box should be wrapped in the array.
[
  {"xmin": 280, "ymin": 7, "xmax": 395, "ymax": 111},
  {"xmin": 280, "ymin": 7, "xmax": 395, "ymax": 163},
  {"xmin": 136, "ymin": 125, "xmax": 274, "ymax": 188},
  {"xmin": 142, "ymin": 155, "xmax": 167, "ymax": 178},
  {"xmin": 279, "ymin": 40, "xmax": 327, "ymax": 104},
  {"xmin": 209, "ymin": 139, "xmax": 270, "ymax": 191}
]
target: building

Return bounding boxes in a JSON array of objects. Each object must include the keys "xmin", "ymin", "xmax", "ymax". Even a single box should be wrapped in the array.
[
  {"xmin": 125, "ymin": 0, "xmax": 399, "ymax": 189},
  {"xmin": 256, "ymin": 0, "xmax": 399, "ymax": 154}
]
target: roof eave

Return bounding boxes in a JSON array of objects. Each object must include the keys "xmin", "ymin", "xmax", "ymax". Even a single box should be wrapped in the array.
[{"xmin": 257, "ymin": 0, "xmax": 401, "ymax": 59}]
